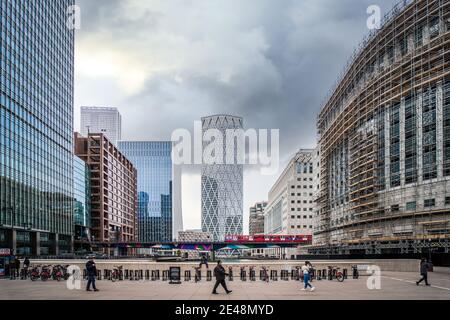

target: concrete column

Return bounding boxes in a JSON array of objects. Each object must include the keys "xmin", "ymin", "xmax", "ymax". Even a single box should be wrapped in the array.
[
  {"xmin": 385, "ymin": 108, "xmax": 391, "ymax": 190},
  {"xmin": 33, "ymin": 232, "xmax": 40, "ymax": 257},
  {"xmin": 53, "ymin": 234, "xmax": 59, "ymax": 256},
  {"xmin": 11, "ymin": 230, "xmax": 17, "ymax": 255},
  {"xmin": 436, "ymin": 83, "xmax": 444, "ymax": 180},
  {"xmin": 417, "ymin": 90, "xmax": 424, "ymax": 184},
  {"xmin": 400, "ymin": 98, "xmax": 406, "ymax": 187},
  {"xmin": 70, "ymin": 235, "xmax": 75, "ymax": 254}
]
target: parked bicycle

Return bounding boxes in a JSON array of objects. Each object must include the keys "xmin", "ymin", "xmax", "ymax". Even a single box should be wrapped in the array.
[
  {"xmin": 30, "ymin": 266, "xmax": 41, "ymax": 281},
  {"xmin": 111, "ymin": 265, "xmax": 123, "ymax": 282},
  {"xmin": 39, "ymin": 265, "xmax": 52, "ymax": 281},
  {"xmin": 328, "ymin": 265, "xmax": 344, "ymax": 282}
]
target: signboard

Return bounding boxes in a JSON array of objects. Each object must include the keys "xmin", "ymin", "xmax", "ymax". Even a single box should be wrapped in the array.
[
  {"xmin": 169, "ymin": 267, "xmax": 181, "ymax": 284},
  {"xmin": 0, "ymin": 248, "xmax": 10, "ymax": 257}
]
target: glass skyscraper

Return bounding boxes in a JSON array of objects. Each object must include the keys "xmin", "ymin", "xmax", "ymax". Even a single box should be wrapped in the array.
[
  {"xmin": 201, "ymin": 115, "xmax": 244, "ymax": 242},
  {"xmin": 0, "ymin": 0, "xmax": 75, "ymax": 255},
  {"xmin": 118, "ymin": 141, "xmax": 177, "ymax": 242},
  {"xmin": 73, "ymin": 155, "xmax": 90, "ymax": 243}
]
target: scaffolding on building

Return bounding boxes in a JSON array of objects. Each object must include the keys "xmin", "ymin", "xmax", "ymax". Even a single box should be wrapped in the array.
[{"xmin": 313, "ymin": 0, "xmax": 450, "ymax": 255}]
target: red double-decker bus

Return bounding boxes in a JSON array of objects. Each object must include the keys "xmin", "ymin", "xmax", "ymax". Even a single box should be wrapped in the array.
[{"xmin": 225, "ymin": 235, "xmax": 312, "ymax": 244}]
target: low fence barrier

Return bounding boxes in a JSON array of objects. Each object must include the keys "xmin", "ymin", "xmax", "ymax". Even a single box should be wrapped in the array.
[{"xmin": 8, "ymin": 265, "xmax": 373, "ymax": 283}]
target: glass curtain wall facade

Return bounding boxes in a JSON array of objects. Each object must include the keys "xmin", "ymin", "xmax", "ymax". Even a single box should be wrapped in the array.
[
  {"xmin": 0, "ymin": 0, "xmax": 75, "ymax": 254},
  {"xmin": 74, "ymin": 155, "xmax": 90, "ymax": 242},
  {"xmin": 201, "ymin": 115, "xmax": 244, "ymax": 242},
  {"xmin": 118, "ymin": 141, "xmax": 173, "ymax": 242}
]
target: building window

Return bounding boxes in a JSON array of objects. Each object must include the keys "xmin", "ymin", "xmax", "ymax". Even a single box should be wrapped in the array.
[
  {"xmin": 424, "ymin": 199, "xmax": 435, "ymax": 208},
  {"xmin": 406, "ymin": 201, "xmax": 416, "ymax": 211},
  {"xmin": 391, "ymin": 204, "xmax": 400, "ymax": 212},
  {"xmin": 446, "ymin": 197, "xmax": 450, "ymax": 205}
]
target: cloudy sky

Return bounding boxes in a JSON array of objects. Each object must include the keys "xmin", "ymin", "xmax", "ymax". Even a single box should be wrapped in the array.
[{"xmin": 74, "ymin": 0, "xmax": 395, "ymax": 232}]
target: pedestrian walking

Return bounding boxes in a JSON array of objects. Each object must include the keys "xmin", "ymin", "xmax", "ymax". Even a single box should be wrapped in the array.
[
  {"xmin": 416, "ymin": 258, "xmax": 431, "ymax": 286},
  {"xmin": 301, "ymin": 261, "xmax": 315, "ymax": 292},
  {"xmin": 212, "ymin": 260, "xmax": 232, "ymax": 295},
  {"xmin": 86, "ymin": 257, "xmax": 99, "ymax": 292}
]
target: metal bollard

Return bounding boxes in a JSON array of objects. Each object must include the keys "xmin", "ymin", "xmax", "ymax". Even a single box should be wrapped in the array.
[
  {"xmin": 207, "ymin": 270, "xmax": 212, "ymax": 281},
  {"xmin": 328, "ymin": 269, "xmax": 333, "ymax": 281},
  {"xmin": 130, "ymin": 270, "xmax": 135, "ymax": 281},
  {"xmin": 184, "ymin": 270, "xmax": 191, "ymax": 281},
  {"xmin": 343, "ymin": 269, "xmax": 348, "ymax": 280},
  {"xmin": 145, "ymin": 270, "xmax": 150, "ymax": 280},
  {"xmin": 228, "ymin": 267, "xmax": 233, "ymax": 281},
  {"xmin": 322, "ymin": 269, "xmax": 327, "ymax": 280},
  {"xmin": 317, "ymin": 269, "xmax": 322, "ymax": 280}
]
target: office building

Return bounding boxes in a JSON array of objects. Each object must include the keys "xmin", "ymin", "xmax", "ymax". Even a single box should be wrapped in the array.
[
  {"xmin": 73, "ymin": 155, "xmax": 91, "ymax": 251},
  {"xmin": 314, "ymin": 0, "xmax": 450, "ymax": 255},
  {"xmin": 249, "ymin": 202, "xmax": 268, "ymax": 235},
  {"xmin": 264, "ymin": 150, "xmax": 317, "ymax": 236},
  {"xmin": 0, "ymin": 0, "xmax": 75, "ymax": 255},
  {"xmin": 118, "ymin": 141, "xmax": 182, "ymax": 242},
  {"xmin": 74, "ymin": 133, "xmax": 137, "ymax": 248},
  {"xmin": 201, "ymin": 115, "xmax": 244, "ymax": 241},
  {"xmin": 80, "ymin": 107, "xmax": 122, "ymax": 145}
]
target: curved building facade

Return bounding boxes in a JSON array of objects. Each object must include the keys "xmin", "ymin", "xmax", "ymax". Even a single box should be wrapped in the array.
[
  {"xmin": 201, "ymin": 115, "xmax": 244, "ymax": 241},
  {"xmin": 314, "ymin": 0, "xmax": 450, "ymax": 254}
]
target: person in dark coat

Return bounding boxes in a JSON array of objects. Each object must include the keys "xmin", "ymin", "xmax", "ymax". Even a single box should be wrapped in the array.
[
  {"xmin": 212, "ymin": 260, "xmax": 232, "ymax": 295},
  {"xmin": 86, "ymin": 257, "xmax": 99, "ymax": 291},
  {"xmin": 22, "ymin": 257, "xmax": 30, "ymax": 280},
  {"xmin": 416, "ymin": 258, "xmax": 431, "ymax": 286},
  {"xmin": 14, "ymin": 257, "xmax": 21, "ymax": 278},
  {"xmin": 199, "ymin": 254, "xmax": 209, "ymax": 269}
]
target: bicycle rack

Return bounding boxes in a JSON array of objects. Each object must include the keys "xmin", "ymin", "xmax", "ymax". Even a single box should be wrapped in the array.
[
  {"xmin": 270, "ymin": 270, "xmax": 278, "ymax": 281},
  {"xmin": 162, "ymin": 270, "xmax": 169, "ymax": 281},
  {"xmin": 240, "ymin": 269, "xmax": 247, "ymax": 281},
  {"xmin": 327, "ymin": 269, "xmax": 333, "ymax": 280},
  {"xmin": 250, "ymin": 269, "xmax": 256, "ymax": 281},
  {"xmin": 343, "ymin": 269, "xmax": 348, "ymax": 279},
  {"xmin": 97, "ymin": 270, "xmax": 102, "ymax": 280},
  {"xmin": 151, "ymin": 270, "xmax": 160, "ymax": 281},
  {"xmin": 184, "ymin": 270, "xmax": 191, "ymax": 281},
  {"xmin": 281, "ymin": 270, "xmax": 289, "ymax": 281},
  {"xmin": 195, "ymin": 269, "xmax": 201, "ymax": 282},
  {"xmin": 145, "ymin": 270, "xmax": 150, "ymax": 280},
  {"xmin": 260, "ymin": 270, "xmax": 269, "ymax": 281},
  {"xmin": 316, "ymin": 269, "xmax": 322, "ymax": 280}
]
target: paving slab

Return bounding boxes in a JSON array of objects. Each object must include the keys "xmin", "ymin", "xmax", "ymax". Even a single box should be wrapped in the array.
[{"xmin": 1, "ymin": 270, "xmax": 450, "ymax": 300}]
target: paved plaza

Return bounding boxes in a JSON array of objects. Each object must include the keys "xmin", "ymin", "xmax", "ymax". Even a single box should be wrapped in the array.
[{"xmin": 1, "ymin": 269, "xmax": 450, "ymax": 300}]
